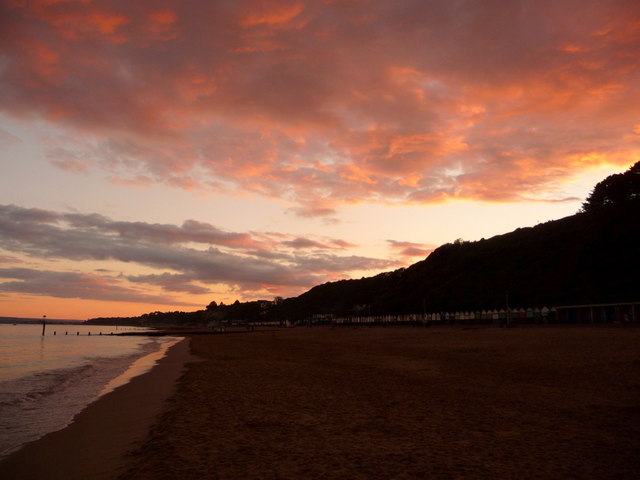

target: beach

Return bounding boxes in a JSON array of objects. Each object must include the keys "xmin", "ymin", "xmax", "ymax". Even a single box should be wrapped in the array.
[
  {"xmin": 3, "ymin": 326, "xmax": 640, "ymax": 479},
  {"xmin": 0, "ymin": 338, "xmax": 195, "ymax": 480}
]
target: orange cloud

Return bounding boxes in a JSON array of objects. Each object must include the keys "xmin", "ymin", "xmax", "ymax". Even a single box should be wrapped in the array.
[
  {"xmin": 2, "ymin": 0, "xmax": 639, "ymax": 214},
  {"xmin": 31, "ymin": 3, "xmax": 131, "ymax": 43},
  {"xmin": 25, "ymin": 41, "xmax": 61, "ymax": 82},
  {"xmin": 238, "ymin": 1, "xmax": 304, "ymax": 28},
  {"xmin": 144, "ymin": 9, "xmax": 178, "ymax": 40},
  {"xmin": 148, "ymin": 9, "xmax": 177, "ymax": 26}
]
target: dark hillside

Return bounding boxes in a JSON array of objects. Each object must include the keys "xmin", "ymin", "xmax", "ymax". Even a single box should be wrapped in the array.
[{"xmin": 283, "ymin": 199, "xmax": 640, "ymax": 318}]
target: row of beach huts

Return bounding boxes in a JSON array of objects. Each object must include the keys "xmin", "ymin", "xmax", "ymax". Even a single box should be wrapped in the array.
[{"xmin": 250, "ymin": 302, "xmax": 639, "ymax": 327}]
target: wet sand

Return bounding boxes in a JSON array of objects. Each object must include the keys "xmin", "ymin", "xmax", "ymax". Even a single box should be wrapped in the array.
[
  {"xmin": 0, "ymin": 338, "xmax": 195, "ymax": 480},
  {"xmin": 120, "ymin": 326, "xmax": 640, "ymax": 479}
]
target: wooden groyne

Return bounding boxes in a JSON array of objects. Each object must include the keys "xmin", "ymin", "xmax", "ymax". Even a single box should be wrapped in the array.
[{"xmin": 115, "ymin": 326, "xmax": 260, "ymax": 336}]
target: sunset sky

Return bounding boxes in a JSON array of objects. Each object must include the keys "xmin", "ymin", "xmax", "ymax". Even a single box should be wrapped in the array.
[{"xmin": 1, "ymin": 0, "xmax": 639, "ymax": 319}]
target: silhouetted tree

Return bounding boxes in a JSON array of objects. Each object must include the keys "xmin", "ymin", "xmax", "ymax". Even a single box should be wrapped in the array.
[
  {"xmin": 582, "ymin": 161, "xmax": 640, "ymax": 212},
  {"xmin": 206, "ymin": 300, "xmax": 218, "ymax": 310}
]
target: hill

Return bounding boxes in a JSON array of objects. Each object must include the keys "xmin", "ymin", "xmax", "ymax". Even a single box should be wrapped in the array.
[{"xmin": 280, "ymin": 198, "xmax": 640, "ymax": 319}]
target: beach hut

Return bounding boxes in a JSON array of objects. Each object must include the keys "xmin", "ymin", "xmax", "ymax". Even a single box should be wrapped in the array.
[
  {"xmin": 541, "ymin": 307, "xmax": 550, "ymax": 323},
  {"xmin": 554, "ymin": 302, "xmax": 640, "ymax": 324}
]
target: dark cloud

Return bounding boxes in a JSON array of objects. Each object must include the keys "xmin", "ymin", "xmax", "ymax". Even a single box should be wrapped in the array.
[
  {"xmin": 127, "ymin": 273, "xmax": 211, "ymax": 295},
  {"xmin": 281, "ymin": 237, "xmax": 330, "ymax": 249},
  {"xmin": 0, "ymin": 204, "xmax": 396, "ymax": 299},
  {"xmin": 0, "ymin": 267, "xmax": 195, "ymax": 305},
  {"xmin": 292, "ymin": 254, "xmax": 401, "ymax": 275},
  {"xmin": 62, "ymin": 213, "xmax": 263, "ymax": 249}
]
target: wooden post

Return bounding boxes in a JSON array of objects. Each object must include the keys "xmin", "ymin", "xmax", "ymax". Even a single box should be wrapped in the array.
[{"xmin": 41, "ymin": 315, "xmax": 46, "ymax": 336}]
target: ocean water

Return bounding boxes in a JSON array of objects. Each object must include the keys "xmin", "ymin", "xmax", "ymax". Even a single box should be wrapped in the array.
[{"xmin": 0, "ymin": 323, "xmax": 181, "ymax": 459}]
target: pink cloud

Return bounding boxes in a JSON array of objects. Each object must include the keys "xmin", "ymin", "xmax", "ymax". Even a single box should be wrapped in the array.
[
  {"xmin": 1, "ymin": 0, "xmax": 639, "ymax": 214},
  {"xmin": 387, "ymin": 240, "xmax": 435, "ymax": 260}
]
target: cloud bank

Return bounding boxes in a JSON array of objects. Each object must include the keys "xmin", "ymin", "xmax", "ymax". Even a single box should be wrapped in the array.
[
  {"xmin": 0, "ymin": 204, "xmax": 398, "ymax": 303},
  {"xmin": 2, "ymin": 0, "xmax": 639, "ymax": 216}
]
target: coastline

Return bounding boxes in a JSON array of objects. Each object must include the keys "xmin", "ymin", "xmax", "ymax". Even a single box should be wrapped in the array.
[{"xmin": 0, "ymin": 337, "xmax": 195, "ymax": 480}]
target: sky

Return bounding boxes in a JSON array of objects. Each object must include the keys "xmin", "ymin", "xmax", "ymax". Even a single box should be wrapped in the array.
[{"xmin": 1, "ymin": 0, "xmax": 639, "ymax": 320}]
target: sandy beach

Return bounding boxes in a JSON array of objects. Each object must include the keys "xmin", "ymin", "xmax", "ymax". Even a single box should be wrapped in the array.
[
  {"xmin": 2, "ymin": 326, "xmax": 639, "ymax": 479},
  {"xmin": 121, "ymin": 326, "xmax": 639, "ymax": 479}
]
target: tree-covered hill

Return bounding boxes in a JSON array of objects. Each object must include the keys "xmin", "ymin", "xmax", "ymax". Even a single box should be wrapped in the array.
[{"xmin": 282, "ymin": 196, "xmax": 639, "ymax": 318}]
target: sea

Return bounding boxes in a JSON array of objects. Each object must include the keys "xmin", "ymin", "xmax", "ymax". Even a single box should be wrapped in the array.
[{"xmin": 0, "ymin": 323, "xmax": 182, "ymax": 459}]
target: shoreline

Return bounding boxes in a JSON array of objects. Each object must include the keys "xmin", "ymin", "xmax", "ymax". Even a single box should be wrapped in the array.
[{"xmin": 0, "ymin": 337, "xmax": 195, "ymax": 480}]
